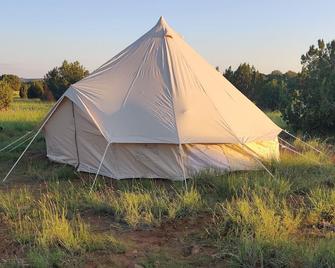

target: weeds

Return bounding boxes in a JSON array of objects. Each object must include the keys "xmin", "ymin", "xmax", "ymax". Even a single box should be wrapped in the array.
[
  {"xmin": 85, "ymin": 184, "xmax": 202, "ymax": 227},
  {"xmin": 1, "ymin": 101, "xmax": 335, "ymax": 266},
  {"xmin": 211, "ymin": 190, "xmax": 302, "ymax": 243}
]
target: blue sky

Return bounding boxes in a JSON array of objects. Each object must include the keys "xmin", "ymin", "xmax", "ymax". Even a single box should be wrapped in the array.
[{"xmin": 1, "ymin": 0, "xmax": 334, "ymax": 78}]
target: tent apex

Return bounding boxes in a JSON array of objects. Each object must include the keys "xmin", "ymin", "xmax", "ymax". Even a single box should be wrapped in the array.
[{"xmin": 157, "ymin": 16, "xmax": 168, "ymax": 27}]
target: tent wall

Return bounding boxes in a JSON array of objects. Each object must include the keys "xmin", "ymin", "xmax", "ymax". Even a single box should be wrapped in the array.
[
  {"xmin": 73, "ymin": 103, "xmax": 185, "ymax": 179},
  {"xmin": 44, "ymin": 98, "xmax": 78, "ymax": 166},
  {"xmin": 44, "ymin": 100, "xmax": 279, "ymax": 180}
]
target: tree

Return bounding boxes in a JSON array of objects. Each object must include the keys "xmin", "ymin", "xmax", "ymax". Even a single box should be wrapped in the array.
[
  {"xmin": 285, "ymin": 70, "xmax": 298, "ymax": 79},
  {"xmin": 0, "ymin": 81, "xmax": 13, "ymax": 110},
  {"xmin": 269, "ymin": 70, "xmax": 283, "ymax": 80},
  {"xmin": 256, "ymin": 79, "xmax": 288, "ymax": 110},
  {"xmin": 19, "ymin": 83, "xmax": 29, "ymax": 98},
  {"xmin": 0, "ymin": 74, "xmax": 21, "ymax": 91},
  {"xmin": 224, "ymin": 66, "xmax": 234, "ymax": 83},
  {"xmin": 223, "ymin": 63, "xmax": 265, "ymax": 101},
  {"xmin": 282, "ymin": 39, "xmax": 335, "ymax": 134},
  {"xmin": 27, "ymin": 81, "xmax": 44, "ymax": 99},
  {"xmin": 224, "ymin": 64, "xmax": 290, "ymax": 111},
  {"xmin": 44, "ymin": 60, "xmax": 89, "ymax": 100}
]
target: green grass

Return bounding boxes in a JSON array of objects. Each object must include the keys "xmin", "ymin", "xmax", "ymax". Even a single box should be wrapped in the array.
[
  {"xmin": 0, "ymin": 98, "xmax": 52, "ymax": 134},
  {"xmin": 266, "ymin": 110, "xmax": 287, "ymax": 129},
  {"xmin": 1, "ymin": 99, "xmax": 335, "ymax": 266},
  {"xmin": 85, "ymin": 183, "xmax": 202, "ymax": 227}
]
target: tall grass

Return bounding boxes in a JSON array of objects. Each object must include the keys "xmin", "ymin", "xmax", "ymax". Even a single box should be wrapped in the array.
[
  {"xmin": 0, "ymin": 188, "xmax": 124, "ymax": 260},
  {"xmin": 211, "ymin": 190, "xmax": 302, "ymax": 243},
  {"xmin": 1, "ymin": 99, "xmax": 335, "ymax": 266},
  {"xmin": 0, "ymin": 99, "xmax": 52, "ymax": 132},
  {"xmin": 86, "ymin": 183, "xmax": 202, "ymax": 227}
]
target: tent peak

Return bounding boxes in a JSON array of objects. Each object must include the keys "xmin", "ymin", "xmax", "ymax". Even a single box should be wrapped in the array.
[{"xmin": 156, "ymin": 16, "xmax": 168, "ymax": 27}]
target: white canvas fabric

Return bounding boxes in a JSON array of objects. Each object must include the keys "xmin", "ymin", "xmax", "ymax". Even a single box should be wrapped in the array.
[
  {"xmin": 44, "ymin": 98, "xmax": 279, "ymax": 179},
  {"xmin": 43, "ymin": 17, "xmax": 282, "ymax": 180},
  {"xmin": 64, "ymin": 17, "xmax": 281, "ymax": 144}
]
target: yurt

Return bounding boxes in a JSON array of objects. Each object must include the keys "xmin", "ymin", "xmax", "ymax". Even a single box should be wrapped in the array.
[{"xmin": 42, "ymin": 17, "xmax": 282, "ymax": 180}]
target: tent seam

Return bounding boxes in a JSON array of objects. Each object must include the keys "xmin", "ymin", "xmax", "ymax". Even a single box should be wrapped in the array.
[
  {"xmin": 164, "ymin": 37, "xmax": 181, "ymax": 144},
  {"xmin": 71, "ymin": 102, "xmax": 81, "ymax": 169},
  {"xmin": 121, "ymin": 40, "xmax": 156, "ymax": 107}
]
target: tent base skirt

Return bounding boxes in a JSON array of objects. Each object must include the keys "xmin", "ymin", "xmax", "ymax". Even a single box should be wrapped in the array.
[{"xmin": 46, "ymin": 140, "xmax": 279, "ymax": 181}]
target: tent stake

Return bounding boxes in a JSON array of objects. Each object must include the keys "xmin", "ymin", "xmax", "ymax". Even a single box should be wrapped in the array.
[{"xmin": 89, "ymin": 142, "xmax": 110, "ymax": 194}]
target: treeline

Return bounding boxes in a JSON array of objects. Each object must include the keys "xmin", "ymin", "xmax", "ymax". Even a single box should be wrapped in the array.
[
  {"xmin": 220, "ymin": 39, "xmax": 335, "ymax": 135},
  {"xmin": 0, "ymin": 60, "xmax": 89, "ymax": 108},
  {"xmin": 222, "ymin": 65, "xmax": 295, "ymax": 111},
  {"xmin": 0, "ymin": 39, "xmax": 334, "ymax": 135}
]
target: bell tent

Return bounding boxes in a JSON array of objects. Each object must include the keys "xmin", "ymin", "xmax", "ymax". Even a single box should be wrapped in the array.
[{"xmin": 41, "ymin": 17, "xmax": 281, "ymax": 180}]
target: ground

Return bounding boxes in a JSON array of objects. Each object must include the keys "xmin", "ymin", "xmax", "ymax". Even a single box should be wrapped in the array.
[{"xmin": 0, "ymin": 98, "xmax": 335, "ymax": 267}]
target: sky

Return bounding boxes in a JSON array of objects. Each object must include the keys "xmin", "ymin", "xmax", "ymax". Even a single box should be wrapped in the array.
[{"xmin": 1, "ymin": 0, "xmax": 334, "ymax": 78}]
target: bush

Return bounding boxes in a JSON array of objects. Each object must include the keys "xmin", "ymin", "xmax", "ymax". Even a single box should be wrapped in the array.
[
  {"xmin": 0, "ymin": 74, "xmax": 21, "ymax": 91},
  {"xmin": 282, "ymin": 39, "xmax": 335, "ymax": 135},
  {"xmin": 0, "ymin": 81, "xmax": 13, "ymax": 110},
  {"xmin": 44, "ymin": 60, "xmax": 89, "ymax": 100},
  {"xmin": 27, "ymin": 81, "xmax": 44, "ymax": 99},
  {"xmin": 19, "ymin": 83, "xmax": 29, "ymax": 98}
]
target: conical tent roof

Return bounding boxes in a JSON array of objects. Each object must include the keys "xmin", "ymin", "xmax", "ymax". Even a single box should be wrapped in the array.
[{"xmin": 64, "ymin": 16, "xmax": 281, "ymax": 144}]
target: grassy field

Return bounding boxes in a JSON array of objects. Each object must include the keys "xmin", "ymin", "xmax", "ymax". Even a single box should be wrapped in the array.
[{"xmin": 0, "ymin": 99, "xmax": 335, "ymax": 267}]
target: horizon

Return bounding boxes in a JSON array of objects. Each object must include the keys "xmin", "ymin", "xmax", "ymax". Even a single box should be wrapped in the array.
[{"xmin": 1, "ymin": 0, "xmax": 334, "ymax": 78}]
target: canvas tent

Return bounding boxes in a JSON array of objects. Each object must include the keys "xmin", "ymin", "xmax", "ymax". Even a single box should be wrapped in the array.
[{"xmin": 42, "ymin": 17, "xmax": 282, "ymax": 180}]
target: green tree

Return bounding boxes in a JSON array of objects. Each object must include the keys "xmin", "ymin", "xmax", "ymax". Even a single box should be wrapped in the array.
[
  {"xmin": 224, "ymin": 66, "xmax": 234, "ymax": 83},
  {"xmin": 0, "ymin": 81, "xmax": 13, "ymax": 110},
  {"xmin": 0, "ymin": 74, "xmax": 21, "ymax": 91},
  {"xmin": 283, "ymin": 39, "xmax": 335, "ymax": 134},
  {"xmin": 44, "ymin": 60, "xmax": 89, "ymax": 100},
  {"xmin": 19, "ymin": 83, "xmax": 29, "ymax": 98},
  {"xmin": 224, "ymin": 63, "xmax": 265, "ymax": 101},
  {"xmin": 269, "ymin": 70, "xmax": 283, "ymax": 80},
  {"xmin": 27, "ymin": 81, "xmax": 44, "ymax": 99},
  {"xmin": 227, "ymin": 63, "xmax": 264, "ymax": 100},
  {"xmin": 256, "ymin": 79, "xmax": 288, "ymax": 110}
]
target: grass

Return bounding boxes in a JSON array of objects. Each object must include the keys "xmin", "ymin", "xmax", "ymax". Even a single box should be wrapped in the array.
[
  {"xmin": 0, "ymin": 98, "xmax": 52, "ymax": 135},
  {"xmin": 0, "ymin": 99, "xmax": 335, "ymax": 266},
  {"xmin": 266, "ymin": 110, "xmax": 287, "ymax": 129}
]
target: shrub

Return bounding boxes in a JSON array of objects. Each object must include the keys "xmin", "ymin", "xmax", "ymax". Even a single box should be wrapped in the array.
[
  {"xmin": 0, "ymin": 74, "xmax": 21, "ymax": 91},
  {"xmin": 0, "ymin": 81, "xmax": 13, "ymax": 110},
  {"xmin": 282, "ymin": 39, "xmax": 335, "ymax": 135},
  {"xmin": 19, "ymin": 83, "xmax": 29, "ymax": 98},
  {"xmin": 27, "ymin": 81, "xmax": 44, "ymax": 99}
]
